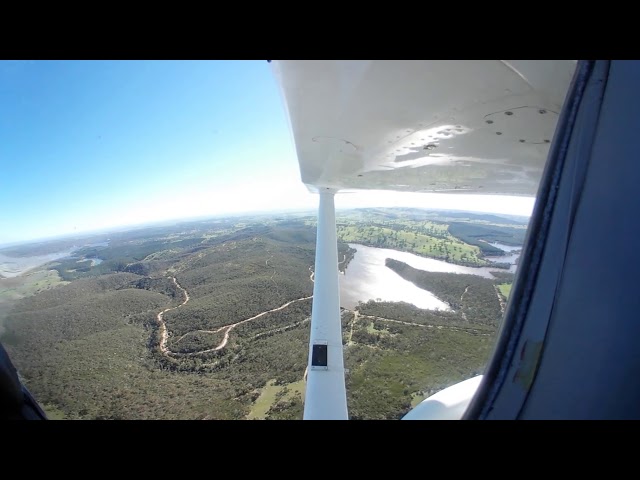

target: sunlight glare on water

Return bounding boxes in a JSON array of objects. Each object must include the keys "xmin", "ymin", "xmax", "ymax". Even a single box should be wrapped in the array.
[{"xmin": 339, "ymin": 243, "xmax": 520, "ymax": 310}]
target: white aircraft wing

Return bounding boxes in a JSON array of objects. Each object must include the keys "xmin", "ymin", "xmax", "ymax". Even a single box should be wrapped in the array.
[
  {"xmin": 271, "ymin": 60, "xmax": 576, "ymax": 196},
  {"xmin": 271, "ymin": 60, "xmax": 578, "ymax": 420}
]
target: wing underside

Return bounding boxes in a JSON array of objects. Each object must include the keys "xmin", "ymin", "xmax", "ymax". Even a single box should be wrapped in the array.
[{"xmin": 271, "ymin": 60, "xmax": 576, "ymax": 196}]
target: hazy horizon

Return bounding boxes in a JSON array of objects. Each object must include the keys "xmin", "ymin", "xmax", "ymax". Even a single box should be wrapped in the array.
[{"xmin": 1, "ymin": 196, "xmax": 534, "ymax": 249}]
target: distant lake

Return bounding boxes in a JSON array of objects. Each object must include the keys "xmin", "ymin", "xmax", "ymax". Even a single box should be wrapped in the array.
[
  {"xmin": 87, "ymin": 241, "xmax": 109, "ymax": 248},
  {"xmin": 487, "ymin": 242, "xmax": 521, "ymax": 253},
  {"xmin": 77, "ymin": 258, "xmax": 103, "ymax": 267},
  {"xmin": 483, "ymin": 242, "xmax": 521, "ymax": 273},
  {"xmin": 339, "ymin": 243, "xmax": 522, "ymax": 310},
  {"xmin": 0, "ymin": 249, "xmax": 75, "ymax": 278}
]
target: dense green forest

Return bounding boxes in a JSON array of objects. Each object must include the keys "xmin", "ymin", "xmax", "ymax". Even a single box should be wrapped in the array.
[
  {"xmin": 385, "ymin": 259, "xmax": 503, "ymax": 326},
  {"xmin": 333, "ymin": 208, "xmax": 524, "ymax": 267},
  {"xmin": 447, "ymin": 222, "xmax": 527, "ymax": 252},
  {"xmin": 0, "ymin": 209, "xmax": 521, "ymax": 420}
]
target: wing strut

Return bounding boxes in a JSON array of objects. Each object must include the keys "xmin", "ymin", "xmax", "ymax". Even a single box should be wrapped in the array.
[{"xmin": 303, "ymin": 188, "xmax": 348, "ymax": 420}]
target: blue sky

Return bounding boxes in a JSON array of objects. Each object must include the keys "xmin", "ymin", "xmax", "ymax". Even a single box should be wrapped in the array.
[{"xmin": 0, "ymin": 60, "xmax": 534, "ymax": 245}]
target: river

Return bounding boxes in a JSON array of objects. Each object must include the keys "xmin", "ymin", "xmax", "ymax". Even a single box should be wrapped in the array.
[
  {"xmin": 338, "ymin": 243, "xmax": 521, "ymax": 310},
  {"xmin": 483, "ymin": 242, "xmax": 521, "ymax": 273}
]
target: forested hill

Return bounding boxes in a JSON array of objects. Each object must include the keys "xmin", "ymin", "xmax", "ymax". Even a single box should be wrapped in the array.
[
  {"xmin": 0, "ymin": 210, "xmax": 519, "ymax": 420},
  {"xmin": 385, "ymin": 258, "xmax": 503, "ymax": 326}
]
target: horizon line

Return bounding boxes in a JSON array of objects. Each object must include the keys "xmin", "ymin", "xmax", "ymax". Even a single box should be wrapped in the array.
[{"xmin": 0, "ymin": 205, "xmax": 531, "ymax": 250}]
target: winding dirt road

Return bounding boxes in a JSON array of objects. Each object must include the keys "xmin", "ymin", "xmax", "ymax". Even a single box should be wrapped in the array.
[
  {"xmin": 175, "ymin": 295, "xmax": 313, "ymax": 356},
  {"xmin": 155, "ymin": 246, "xmax": 485, "ymax": 360},
  {"xmin": 460, "ymin": 286, "xmax": 471, "ymax": 321},
  {"xmin": 156, "ymin": 275, "xmax": 312, "ymax": 357},
  {"xmin": 355, "ymin": 313, "xmax": 492, "ymax": 337},
  {"xmin": 156, "ymin": 276, "xmax": 189, "ymax": 355}
]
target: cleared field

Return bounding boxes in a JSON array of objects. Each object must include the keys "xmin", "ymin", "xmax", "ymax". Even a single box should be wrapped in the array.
[
  {"xmin": 247, "ymin": 379, "xmax": 306, "ymax": 420},
  {"xmin": 0, "ymin": 269, "xmax": 68, "ymax": 303},
  {"xmin": 497, "ymin": 283, "xmax": 512, "ymax": 300},
  {"xmin": 337, "ymin": 225, "xmax": 488, "ymax": 266}
]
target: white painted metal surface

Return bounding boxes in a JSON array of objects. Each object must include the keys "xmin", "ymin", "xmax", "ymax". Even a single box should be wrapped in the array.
[
  {"xmin": 402, "ymin": 375, "xmax": 483, "ymax": 420},
  {"xmin": 271, "ymin": 60, "xmax": 576, "ymax": 196},
  {"xmin": 270, "ymin": 60, "xmax": 592, "ymax": 420},
  {"xmin": 303, "ymin": 189, "xmax": 348, "ymax": 420}
]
